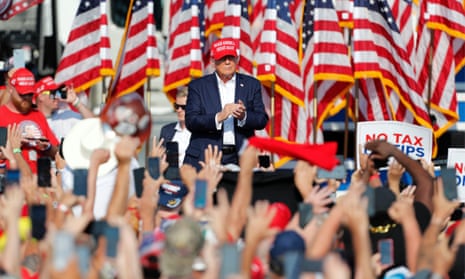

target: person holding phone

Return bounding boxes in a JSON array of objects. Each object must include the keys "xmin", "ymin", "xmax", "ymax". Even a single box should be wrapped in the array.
[
  {"xmin": 159, "ymin": 87, "xmax": 191, "ymax": 167},
  {"xmin": 35, "ymin": 76, "xmax": 94, "ymax": 141},
  {"xmin": 184, "ymin": 38, "xmax": 268, "ymax": 170},
  {"xmin": 0, "ymin": 68, "xmax": 59, "ymax": 173}
]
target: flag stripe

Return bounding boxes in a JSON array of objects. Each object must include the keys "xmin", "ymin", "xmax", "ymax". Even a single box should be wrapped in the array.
[
  {"xmin": 163, "ymin": 0, "xmax": 204, "ymax": 102},
  {"xmin": 55, "ymin": 0, "xmax": 113, "ymax": 92}
]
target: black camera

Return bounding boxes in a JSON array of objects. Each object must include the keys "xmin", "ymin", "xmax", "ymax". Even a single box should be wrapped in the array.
[{"xmin": 55, "ymin": 85, "xmax": 67, "ymax": 99}]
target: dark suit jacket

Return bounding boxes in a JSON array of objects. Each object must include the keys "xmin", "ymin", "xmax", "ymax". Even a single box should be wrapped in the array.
[
  {"xmin": 159, "ymin": 122, "xmax": 177, "ymax": 146},
  {"xmin": 184, "ymin": 72, "xmax": 268, "ymax": 168}
]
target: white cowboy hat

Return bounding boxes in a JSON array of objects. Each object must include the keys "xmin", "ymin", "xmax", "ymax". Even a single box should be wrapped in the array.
[{"xmin": 62, "ymin": 118, "xmax": 120, "ymax": 177}]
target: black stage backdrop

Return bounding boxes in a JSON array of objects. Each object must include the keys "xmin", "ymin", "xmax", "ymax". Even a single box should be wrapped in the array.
[{"xmin": 216, "ymin": 169, "xmax": 303, "ymax": 214}]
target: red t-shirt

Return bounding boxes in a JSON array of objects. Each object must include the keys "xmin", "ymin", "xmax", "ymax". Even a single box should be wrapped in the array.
[{"xmin": 0, "ymin": 106, "xmax": 59, "ymax": 173}]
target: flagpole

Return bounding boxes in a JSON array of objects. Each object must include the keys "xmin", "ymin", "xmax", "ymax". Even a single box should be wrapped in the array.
[
  {"xmin": 427, "ymin": 28, "xmax": 434, "ymax": 119},
  {"xmin": 343, "ymin": 26, "xmax": 352, "ymax": 161},
  {"xmin": 270, "ymin": 83, "xmax": 275, "ymax": 138},
  {"xmin": 101, "ymin": 76, "xmax": 108, "ymax": 107},
  {"xmin": 145, "ymin": 78, "xmax": 153, "ymax": 162},
  {"xmin": 312, "ymin": 82, "xmax": 318, "ymax": 144},
  {"xmin": 270, "ymin": 81, "xmax": 275, "ymax": 164}
]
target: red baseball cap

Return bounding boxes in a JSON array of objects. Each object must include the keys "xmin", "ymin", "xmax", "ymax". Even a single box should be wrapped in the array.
[
  {"xmin": 268, "ymin": 202, "xmax": 292, "ymax": 231},
  {"xmin": 9, "ymin": 68, "xmax": 35, "ymax": 95},
  {"xmin": 211, "ymin": 38, "xmax": 239, "ymax": 60},
  {"xmin": 34, "ymin": 76, "xmax": 60, "ymax": 95},
  {"xmin": 251, "ymin": 256, "xmax": 265, "ymax": 279}
]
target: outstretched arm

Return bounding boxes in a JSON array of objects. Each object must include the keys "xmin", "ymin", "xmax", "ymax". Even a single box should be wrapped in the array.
[
  {"xmin": 365, "ymin": 140, "xmax": 434, "ymax": 212},
  {"xmin": 106, "ymin": 136, "xmax": 139, "ymax": 219}
]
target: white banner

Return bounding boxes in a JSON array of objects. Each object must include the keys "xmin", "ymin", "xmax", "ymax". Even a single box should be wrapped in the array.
[
  {"xmin": 447, "ymin": 148, "xmax": 465, "ymax": 202},
  {"xmin": 356, "ymin": 121, "xmax": 433, "ymax": 168}
]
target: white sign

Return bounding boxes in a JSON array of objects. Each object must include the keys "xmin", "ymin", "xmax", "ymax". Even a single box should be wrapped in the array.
[
  {"xmin": 447, "ymin": 148, "xmax": 465, "ymax": 202},
  {"xmin": 356, "ymin": 121, "xmax": 433, "ymax": 168}
]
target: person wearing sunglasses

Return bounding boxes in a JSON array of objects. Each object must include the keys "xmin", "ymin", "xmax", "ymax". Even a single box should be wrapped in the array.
[
  {"xmin": 34, "ymin": 76, "xmax": 94, "ymax": 141},
  {"xmin": 184, "ymin": 38, "xmax": 268, "ymax": 170},
  {"xmin": 159, "ymin": 87, "xmax": 191, "ymax": 167},
  {"xmin": 0, "ymin": 68, "xmax": 59, "ymax": 173}
]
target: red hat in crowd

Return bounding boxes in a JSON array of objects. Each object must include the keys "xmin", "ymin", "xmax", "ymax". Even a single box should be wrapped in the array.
[
  {"xmin": 268, "ymin": 202, "xmax": 292, "ymax": 231},
  {"xmin": 9, "ymin": 68, "xmax": 35, "ymax": 94},
  {"xmin": 211, "ymin": 38, "xmax": 239, "ymax": 60},
  {"xmin": 251, "ymin": 256, "xmax": 265, "ymax": 279},
  {"xmin": 34, "ymin": 76, "xmax": 60, "ymax": 95}
]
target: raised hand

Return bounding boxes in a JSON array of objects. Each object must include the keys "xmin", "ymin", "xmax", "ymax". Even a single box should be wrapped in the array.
[{"xmin": 114, "ymin": 136, "xmax": 139, "ymax": 163}]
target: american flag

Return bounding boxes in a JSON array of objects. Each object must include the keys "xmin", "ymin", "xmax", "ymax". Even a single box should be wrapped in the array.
[
  {"xmin": 426, "ymin": 0, "xmax": 465, "ymax": 70},
  {"xmin": 163, "ymin": 0, "xmax": 204, "ymax": 103},
  {"xmin": 389, "ymin": 0, "xmax": 415, "ymax": 63},
  {"xmin": 250, "ymin": 0, "xmax": 265, "ymax": 61},
  {"xmin": 221, "ymin": 0, "xmax": 253, "ymax": 75},
  {"xmin": 0, "ymin": 0, "xmax": 43, "ymax": 20},
  {"xmin": 301, "ymin": 0, "xmax": 353, "ymax": 130},
  {"xmin": 255, "ymin": 0, "xmax": 306, "ymax": 143},
  {"xmin": 109, "ymin": 0, "xmax": 161, "ymax": 99},
  {"xmin": 334, "ymin": 0, "xmax": 353, "ymax": 28},
  {"xmin": 205, "ymin": 0, "xmax": 226, "ymax": 38},
  {"xmin": 352, "ymin": 0, "xmax": 432, "ymax": 129},
  {"xmin": 55, "ymin": 0, "xmax": 114, "ymax": 93},
  {"xmin": 255, "ymin": 0, "xmax": 304, "ymax": 107},
  {"xmin": 413, "ymin": 0, "xmax": 463, "ymax": 137},
  {"xmin": 426, "ymin": 0, "xmax": 465, "ymax": 39},
  {"xmin": 289, "ymin": 0, "xmax": 304, "ymax": 30}
]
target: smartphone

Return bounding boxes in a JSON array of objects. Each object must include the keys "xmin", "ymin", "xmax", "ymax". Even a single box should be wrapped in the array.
[
  {"xmin": 378, "ymin": 238, "xmax": 394, "ymax": 266},
  {"xmin": 0, "ymin": 126, "xmax": 7, "ymax": 147},
  {"xmin": 73, "ymin": 168, "xmax": 88, "ymax": 197},
  {"xmin": 194, "ymin": 179, "xmax": 207, "ymax": 209},
  {"xmin": 165, "ymin": 142, "xmax": 180, "ymax": 180},
  {"xmin": 282, "ymin": 251, "xmax": 323, "ymax": 278},
  {"xmin": 317, "ymin": 165, "xmax": 347, "ymax": 180},
  {"xmin": 219, "ymin": 244, "xmax": 240, "ymax": 279},
  {"xmin": 298, "ymin": 203, "xmax": 313, "ymax": 229},
  {"xmin": 53, "ymin": 231, "xmax": 75, "ymax": 271},
  {"xmin": 301, "ymin": 259, "xmax": 323, "ymax": 273},
  {"xmin": 56, "ymin": 85, "xmax": 67, "ymax": 99},
  {"xmin": 76, "ymin": 243, "xmax": 91, "ymax": 276},
  {"xmin": 283, "ymin": 251, "xmax": 302, "ymax": 279},
  {"xmin": 166, "ymin": 141, "xmax": 179, "ymax": 167},
  {"xmin": 30, "ymin": 204, "xmax": 47, "ymax": 240},
  {"xmin": 147, "ymin": 157, "xmax": 160, "ymax": 180},
  {"xmin": 440, "ymin": 166, "xmax": 457, "ymax": 201},
  {"xmin": 0, "ymin": 174, "xmax": 5, "ymax": 194},
  {"xmin": 5, "ymin": 169, "xmax": 20, "ymax": 187},
  {"xmin": 133, "ymin": 167, "xmax": 145, "ymax": 198},
  {"xmin": 104, "ymin": 225, "xmax": 119, "ymax": 258},
  {"xmin": 37, "ymin": 157, "xmax": 52, "ymax": 187},
  {"xmin": 258, "ymin": 155, "xmax": 271, "ymax": 168},
  {"xmin": 364, "ymin": 186, "xmax": 376, "ymax": 217}
]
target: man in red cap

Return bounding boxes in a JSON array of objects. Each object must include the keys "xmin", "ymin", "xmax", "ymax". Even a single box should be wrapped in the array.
[
  {"xmin": 184, "ymin": 38, "xmax": 268, "ymax": 169},
  {"xmin": 35, "ymin": 76, "xmax": 93, "ymax": 141},
  {"xmin": 0, "ymin": 68, "xmax": 58, "ymax": 173}
]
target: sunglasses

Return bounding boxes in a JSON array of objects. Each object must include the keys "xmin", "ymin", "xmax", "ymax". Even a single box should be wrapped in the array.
[
  {"xmin": 41, "ymin": 91, "xmax": 58, "ymax": 99},
  {"xmin": 174, "ymin": 103, "xmax": 186, "ymax": 110}
]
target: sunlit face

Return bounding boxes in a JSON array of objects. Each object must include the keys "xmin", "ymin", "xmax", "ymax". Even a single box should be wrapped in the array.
[
  {"xmin": 174, "ymin": 95, "xmax": 187, "ymax": 122},
  {"xmin": 38, "ymin": 91, "xmax": 59, "ymax": 111},
  {"xmin": 214, "ymin": 55, "xmax": 238, "ymax": 81}
]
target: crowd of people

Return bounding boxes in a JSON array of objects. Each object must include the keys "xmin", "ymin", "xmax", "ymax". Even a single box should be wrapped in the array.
[{"xmin": 0, "ymin": 38, "xmax": 463, "ymax": 279}]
